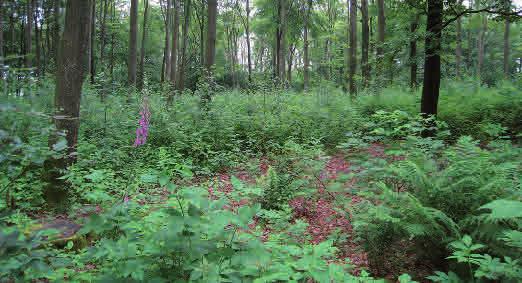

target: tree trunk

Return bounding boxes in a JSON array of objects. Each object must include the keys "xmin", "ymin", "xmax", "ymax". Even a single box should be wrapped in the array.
[
  {"xmin": 177, "ymin": 0, "xmax": 191, "ymax": 90},
  {"xmin": 420, "ymin": 0, "xmax": 442, "ymax": 119},
  {"xmin": 277, "ymin": 0, "xmax": 286, "ymax": 82},
  {"xmin": 128, "ymin": 0, "xmax": 138, "ymax": 87},
  {"xmin": 303, "ymin": 0, "xmax": 312, "ymax": 91},
  {"xmin": 361, "ymin": 0, "xmax": 369, "ymax": 88},
  {"xmin": 287, "ymin": 44, "xmax": 295, "ymax": 83},
  {"xmin": 25, "ymin": 0, "xmax": 34, "ymax": 69},
  {"xmin": 137, "ymin": 0, "xmax": 149, "ymax": 90},
  {"xmin": 206, "ymin": 0, "xmax": 217, "ymax": 71},
  {"xmin": 171, "ymin": 0, "xmax": 179, "ymax": 86},
  {"xmin": 89, "ymin": 0, "xmax": 95, "ymax": 84},
  {"xmin": 476, "ymin": 2, "xmax": 487, "ymax": 81},
  {"xmin": 46, "ymin": 0, "xmax": 93, "ymax": 206},
  {"xmin": 0, "ymin": 0, "xmax": 4, "ymax": 71},
  {"xmin": 110, "ymin": 0, "xmax": 115, "ymax": 81},
  {"xmin": 376, "ymin": 0, "xmax": 385, "ymax": 82},
  {"xmin": 503, "ymin": 15, "xmax": 510, "ymax": 78},
  {"xmin": 245, "ymin": 0, "xmax": 252, "ymax": 82},
  {"xmin": 162, "ymin": 0, "xmax": 171, "ymax": 82},
  {"xmin": 348, "ymin": 0, "xmax": 357, "ymax": 95},
  {"xmin": 410, "ymin": 14, "xmax": 419, "ymax": 89},
  {"xmin": 52, "ymin": 0, "xmax": 60, "ymax": 62},
  {"xmin": 100, "ymin": 0, "xmax": 108, "ymax": 69}
]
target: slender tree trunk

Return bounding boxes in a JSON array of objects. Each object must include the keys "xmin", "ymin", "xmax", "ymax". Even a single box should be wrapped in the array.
[
  {"xmin": 25, "ymin": 0, "xmax": 34, "ymax": 69},
  {"xmin": 421, "ymin": 0, "xmax": 442, "ymax": 119},
  {"xmin": 204, "ymin": 0, "xmax": 216, "ymax": 71},
  {"xmin": 0, "ymin": 0, "xmax": 4, "ymax": 71},
  {"xmin": 410, "ymin": 14, "xmax": 419, "ymax": 89},
  {"xmin": 163, "ymin": 0, "xmax": 171, "ymax": 82},
  {"xmin": 303, "ymin": 0, "xmax": 312, "ymax": 91},
  {"xmin": 361, "ymin": 0, "xmax": 369, "ymax": 88},
  {"xmin": 89, "ymin": 0, "xmax": 96, "ymax": 84},
  {"xmin": 287, "ymin": 44, "xmax": 295, "ymax": 83},
  {"xmin": 348, "ymin": 0, "xmax": 357, "ymax": 95},
  {"xmin": 46, "ymin": 0, "xmax": 93, "ymax": 206},
  {"xmin": 476, "ymin": 2, "xmax": 487, "ymax": 81},
  {"xmin": 128, "ymin": 0, "xmax": 138, "ymax": 87},
  {"xmin": 503, "ymin": 14, "xmax": 510, "ymax": 78},
  {"xmin": 376, "ymin": 0, "xmax": 385, "ymax": 83},
  {"xmin": 245, "ymin": 0, "xmax": 252, "ymax": 82},
  {"xmin": 34, "ymin": 0, "xmax": 41, "ymax": 77},
  {"xmin": 177, "ymin": 0, "xmax": 191, "ymax": 90},
  {"xmin": 277, "ymin": 0, "xmax": 286, "ymax": 82},
  {"xmin": 110, "ymin": 0, "xmax": 115, "ymax": 81},
  {"xmin": 52, "ymin": 0, "xmax": 60, "ymax": 62},
  {"xmin": 171, "ymin": 0, "xmax": 179, "ymax": 85},
  {"xmin": 100, "ymin": 0, "xmax": 108, "ymax": 69},
  {"xmin": 137, "ymin": 0, "xmax": 149, "ymax": 90}
]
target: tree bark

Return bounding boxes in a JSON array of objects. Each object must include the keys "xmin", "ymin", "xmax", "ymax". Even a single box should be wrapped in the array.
[
  {"xmin": 205, "ymin": 0, "xmax": 217, "ymax": 71},
  {"xmin": 25, "ymin": 0, "xmax": 34, "ymax": 69},
  {"xmin": 128, "ymin": 0, "xmax": 138, "ymax": 87},
  {"xmin": 421, "ymin": 0, "xmax": 442, "ymax": 119},
  {"xmin": 170, "ymin": 0, "xmax": 179, "ymax": 86},
  {"xmin": 376, "ymin": 0, "xmax": 385, "ymax": 82},
  {"xmin": 245, "ymin": 0, "xmax": 252, "ymax": 82},
  {"xmin": 277, "ymin": 0, "xmax": 287, "ymax": 82},
  {"xmin": 303, "ymin": 0, "xmax": 312, "ymax": 91},
  {"xmin": 0, "ymin": 0, "xmax": 4, "ymax": 70},
  {"xmin": 177, "ymin": 0, "xmax": 191, "ymax": 90},
  {"xmin": 348, "ymin": 0, "xmax": 357, "ymax": 95},
  {"xmin": 137, "ymin": 0, "xmax": 149, "ymax": 90},
  {"xmin": 100, "ymin": 0, "xmax": 108, "ymax": 69},
  {"xmin": 410, "ymin": 14, "xmax": 419, "ymax": 89},
  {"xmin": 361, "ymin": 0, "xmax": 369, "ymax": 88},
  {"xmin": 47, "ymin": 0, "xmax": 93, "ymax": 206},
  {"xmin": 52, "ymin": 0, "xmax": 60, "ymax": 62},
  {"xmin": 89, "ymin": 0, "xmax": 96, "ymax": 84}
]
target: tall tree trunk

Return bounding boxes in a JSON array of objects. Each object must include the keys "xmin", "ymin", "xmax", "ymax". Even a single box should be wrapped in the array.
[
  {"xmin": 128, "ymin": 0, "xmax": 138, "ymax": 87},
  {"xmin": 245, "ymin": 0, "xmax": 252, "ymax": 82},
  {"xmin": 348, "ymin": 0, "xmax": 357, "ymax": 95},
  {"xmin": 287, "ymin": 44, "xmax": 295, "ymax": 83},
  {"xmin": 89, "ymin": 0, "xmax": 96, "ymax": 84},
  {"xmin": 303, "ymin": 0, "xmax": 312, "ymax": 91},
  {"xmin": 137, "ymin": 0, "xmax": 149, "ymax": 90},
  {"xmin": 410, "ymin": 14, "xmax": 419, "ymax": 89},
  {"xmin": 476, "ymin": 2, "xmax": 486, "ymax": 81},
  {"xmin": 421, "ymin": 0, "xmax": 442, "ymax": 119},
  {"xmin": 361, "ymin": 0, "xmax": 369, "ymax": 88},
  {"xmin": 163, "ymin": 0, "xmax": 171, "ymax": 82},
  {"xmin": 34, "ymin": 0, "xmax": 41, "ymax": 77},
  {"xmin": 376, "ymin": 0, "xmax": 385, "ymax": 83},
  {"xmin": 110, "ymin": 0, "xmax": 115, "ymax": 81},
  {"xmin": 25, "ymin": 0, "xmax": 34, "ymax": 69},
  {"xmin": 52, "ymin": 0, "xmax": 60, "ymax": 62},
  {"xmin": 0, "ymin": 0, "xmax": 4, "ymax": 71},
  {"xmin": 46, "ymin": 0, "xmax": 93, "ymax": 206},
  {"xmin": 177, "ymin": 0, "xmax": 191, "ymax": 90},
  {"xmin": 171, "ymin": 0, "xmax": 179, "ymax": 85},
  {"xmin": 206, "ymin": 0, "xmax": 217, "ymax": 71},
  {"xmin": 277, "ymin": 0, "xmax": 286, "ymax": 82},
  {"xmin": 100, "ymin": 0, "xmax": 108, "ymax": 69}
]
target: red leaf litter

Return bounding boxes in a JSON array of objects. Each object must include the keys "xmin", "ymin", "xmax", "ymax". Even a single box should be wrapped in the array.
[{"xmin": 289, "ymin": 154, "xmax": 369, "ymax": 272}]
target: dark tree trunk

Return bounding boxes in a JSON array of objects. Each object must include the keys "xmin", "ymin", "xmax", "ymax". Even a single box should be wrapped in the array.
[
  {"xmin": 171, "ymin": 0, "xmax": 179, "ymax": 85},
  {"xmin": 100, "ymin": 0, "xmax": 108, "ymax": 69},
  {"xmin": 206, "ymin": 0, "xmax": 217, "ymax": 71},
  {"xmin": 0, "ymin": 0, "xmax": 4, "ymax": 69},
  {"xmin": 303, "ymin": 0, "xmax": 312, "ymax": 91},
  {"xmin": 277, "ymin": 0, "xmax": 286, "ymax": 82},
  {"xmin": 177, "ymin": 0, "xmax": 191, "ymax": 90},
  {"xmin": 361, "ymin": 0, "xmax": 370, "ymax": 88},
  {"xmin": 376, "ymin": 0, "xmax": 385, "ymax": 82},
  {"xmin": 410, "ymin": 14, "xmax": 419, "ymax": 89},
  {"xmin": 89, "ymin": 0, "xmax": 95, "ymax": 84},
  {"xmin": 348, "ymin": 0, "xmax": 357, "ymax": 95},
  {"xmin": 421, "ymin": 0, "xmax": 443, "ymax": 118},
  {"xmin": 46, "ymin": 0, "xmax": 93, "ymax": 206},
  {"xmin": 110, "ymin": 0, "xmax": 115, "ymax": 81},
  {"xmin": 33, "ymin": 0, "xmax": 41, "ymax": 77},
  {"xmin": 128, "ymin": 0, "xmax": 138, "ymax": 87},
  {"xmin": 137, "ymin": 0, "xmax": 149, "ymax": 90}
]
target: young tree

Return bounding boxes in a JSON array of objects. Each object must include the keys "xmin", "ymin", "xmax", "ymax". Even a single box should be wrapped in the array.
[
  {"xmin": 25, "ymin": 0, "xmax": 34, "ymax": 69},
  {"xmin": 128, "ymin": 0, "xmax": 138, "ymax": 87},
  {"xmin": 47, "ymin": 0, "xmax": 93, "ymax": 204},
  {"xmin": 410, "ymin": 14, "xmax": 420, "ymax": 89},
  {"xmin": 89, "ymin": 0, "xmax": 96, "ymax": 84},
  {"xmin": 503, "ymin": 0, "xmax": 511, "ymax": 78},
  {"xmin": 455, "ymin": 0, "xmax": 463, "ymax": 78},
  {"xmin": 245, "ymin": 0, "xmax": 252, "ymax": 82}
]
